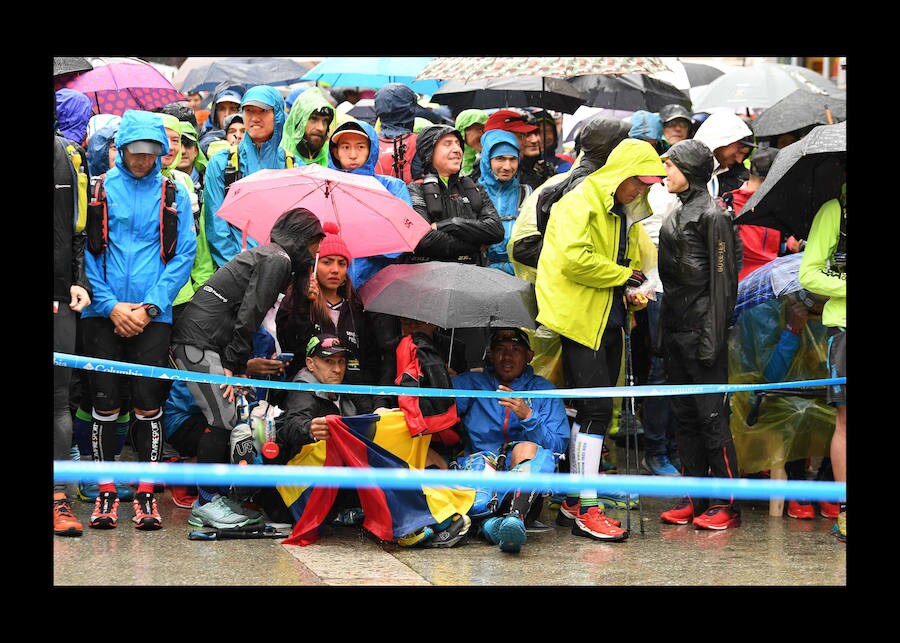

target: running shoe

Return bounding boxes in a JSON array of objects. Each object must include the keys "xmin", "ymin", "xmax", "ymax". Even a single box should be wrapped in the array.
[
  {"xmin": 497, "ymin": 513, "xmax": 527, "ymax": 553},
  {"xmin": 188, "ymin": 496, "xmax": 255, "ymax": 529},
  {"xmin": 571, "ymin": 506, "xmax": 629, "ymax": 542},
  {"xmin": 132, "ymin": 492, "xmax": 162, "ymax": 530},
  {"xmin": 89, "ymin": 491, "xmax": 119, "ymax": 529},
  {"xmin": 693, "ymin": 504, "xmax": 741, "ymax": 530},
  {"xmin": 660, "ymin": 497, "xmax": 694, "ymax": 525},
  {"xmin": 53, "ymin": 492, "xmax": 82, "ymax": 537},
  {"xmin": 787, "ymin": 500, "xmax": 815, "ymax": 520},
  {"xmin": 426, "ymin": 513, "xmax": 471, "ymax": 548}
]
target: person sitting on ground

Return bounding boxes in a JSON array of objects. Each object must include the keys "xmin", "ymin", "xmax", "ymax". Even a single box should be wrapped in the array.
[{"xmin": 452, "ymin": 328, "xmax": 570, "ymax": 554}]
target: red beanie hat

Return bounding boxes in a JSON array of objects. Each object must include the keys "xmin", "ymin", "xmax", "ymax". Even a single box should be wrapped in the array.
[{"xmin": 317, "ymin": 233, "xmax": 352, "ymax": 261}]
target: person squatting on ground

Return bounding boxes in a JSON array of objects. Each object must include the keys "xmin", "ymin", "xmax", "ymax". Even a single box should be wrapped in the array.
[
  {"xmin": 79, "ymin": 109, "xmax": 197, "ymax": 531},
  {"xmin": 535, "ymin": 138, "xmax": 664, "ymax": 542},
  {"xmin": 452, "ymin": 328, "xmax": 570, "ymax": 553},
  {"xmin": 657, "ymin": 139, "xmax": 743, "ymax": 530},
  {"xmin": 170, "ymin": 208, "xmax": 324, "ymax": 530}
]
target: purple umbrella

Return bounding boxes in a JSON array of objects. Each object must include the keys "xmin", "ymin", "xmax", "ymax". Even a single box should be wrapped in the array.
[{"xmin": 55, "ymin": 57, "xmax": 184, "ymax": 116}]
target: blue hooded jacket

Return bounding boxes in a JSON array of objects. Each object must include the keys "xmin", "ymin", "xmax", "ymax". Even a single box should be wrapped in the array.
[
  {"xmin": 374, "ymin": 83, "xmax": 418, "ymax": 138},
  {"xmin": 326, "ymin": 119, "xmax": 412, "ymax": 287},
  {"xmin": 86, "ymin": 123, "xmax": 119, "ymax": 177},
  {"xmin": 628, "ymin": 110, "xmax": 663, "ymax": 142},
  {"xmin": 81, "ymin": 110, "xmax": 196, "ymax": 325},
  {"xmin": 203, "ymin": 85, "xmax": 292, "ymax": 268},
  {"xmin": 478, "ymin": 129, "xmax": 523, "ymax": 275},
  {"xmin": 55, "ymin": 89, "xmax": 93, "ymax": 144},
  {"xmin": 452, "ymin": 363, "xmax": 570, "ymax": 456}
]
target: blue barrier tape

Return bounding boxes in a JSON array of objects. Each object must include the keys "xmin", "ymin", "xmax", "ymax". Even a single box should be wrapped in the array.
[
  {"xmin": 53, "ymin": 353, "xmax": 845, "ymax": 400},
  {"xmin": 54, "ymin": 461, "xmax": 846, "ymax": 502}
]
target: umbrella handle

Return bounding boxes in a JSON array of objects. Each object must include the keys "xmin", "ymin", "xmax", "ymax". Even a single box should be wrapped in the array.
[{"xmin": 307, "ymin": 252, "xmax": 320, "ymax": 301}]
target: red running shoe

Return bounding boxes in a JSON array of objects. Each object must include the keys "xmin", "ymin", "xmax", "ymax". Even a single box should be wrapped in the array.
[
  {"xmin": 571, "ymin": 506, "xmax": 629, "ymax": 541},
  {"xmin": 89, "ymin": 491, "xmax": 119, "ymax": 529},
  {"xmin": 660, "ymin": 497, "xmax": 694, "ymax": 525},
  {"xmin": 132, "ymin": 492, "xmax": 162, "ymax": 530},
  {"xmin": 693, "ymin": 504, "xmax": 741, "ymax": 530},
  {"xmin": 170, "ymin": 485, "xmax": 199, "ymax": 509},
  {"xmin": 557, "ymin": 498, "xmax": 621, "ymax": 527},
  {"xmin": 819, "ymin": 500, "xmax": 841, "ymax": 519},
  {"xmin": 787, "ymin": 500, "xmax": 815, "ymax": 520}
]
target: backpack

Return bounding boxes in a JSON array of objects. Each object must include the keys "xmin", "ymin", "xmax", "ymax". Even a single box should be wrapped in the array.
[
  {"xmin": 55, "ymin": 136, "xmax": 88, "ymax": 233},
  {"xmin": 86, "ymin": 173, "xmax": 179, "ymax": 278},
  {"xmin": 393, "ymin": 333, "xmax": 460, "ymax": 443},
  {"xmin": 375, "ymin": 133, "xmax": 417, "ymax": 182},
  {"xmin": 223, "ymin": 144, "xmax": 294, "ymax": 195},
  {"xmin": 420, "ymin": 173, "xmax": 484, "ymax": 221}
]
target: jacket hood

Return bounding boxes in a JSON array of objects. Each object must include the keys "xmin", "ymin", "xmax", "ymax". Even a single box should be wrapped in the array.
[
  {"xmin": 662, "ymin": 139, "xmax": 714, "ymax": 186},
  {"xmin": 416, "ymin": 124, "xmax": 464, "ymax": 175},
  {"xmin": 160, "ymin": 113, "xmax": 183, "ymax": 173},
  {"xmin": 455, "ymin": 108, "xmax": 489, "ymax": 174},
  {"xmin": 628, "ymin": 110, "xmax": 663, "ymax": 142},
  {"xmin": 327, "ymin": 119, "xmax": 379, "ymax": 175},
  {"xmin": 269, "ymin": 207, "xmax": 325, "ymax": 272},
  {"xmin": 374, "ymin": 83, "xmax": 418, "ymax": 138},
  {"xmin": 693, "ymin": 111, "xmax": 752, "ymax": 171},
  {"xmin": 114, "ymin": 110, "xmax": 170, "ymax": 176},
  {"xmin": 55, "ymin": 89, "xmax": 93, "ymax": 144},
  {"xmin": 478, "ymin": 129, "xmax": 520, "ymax": 189},
  {"xmin": 281, "ymin": 86, "xmax": 335, "ymax": 164},
  {"xmin": 86, "ymin": 122, "xmax": 119, "ymax": 176},
  {"xmin": 238, "ymin": 85, "xmax": 289, "ymax": 173},
  {"xmin": 579, "ymin": 138, "xmax": 666, "ymax": 222},
  {"xmin": 578, "ymin": 116, "xmax": 631, "ymax": 169}
]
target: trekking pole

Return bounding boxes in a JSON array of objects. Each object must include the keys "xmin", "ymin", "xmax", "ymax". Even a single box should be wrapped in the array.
[{"xmin": 623, "ymin": 309, "xmax": 645, "ymax": 534}]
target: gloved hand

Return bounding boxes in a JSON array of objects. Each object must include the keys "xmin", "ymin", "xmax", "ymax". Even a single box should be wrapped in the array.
[{"xmin": 625, "ymin": 269, "xmax": 647, "ymax": 289}]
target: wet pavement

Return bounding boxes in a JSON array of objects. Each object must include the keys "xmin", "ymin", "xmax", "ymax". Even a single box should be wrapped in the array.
[{"xmin": 53, "ymin": 447, "xmax": 847, "ymax": 587}]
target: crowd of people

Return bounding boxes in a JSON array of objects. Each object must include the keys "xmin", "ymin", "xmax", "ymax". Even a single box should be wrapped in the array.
[{"xmin": 52, "ymin": 69, "xmax": 847, "ymax": 552}]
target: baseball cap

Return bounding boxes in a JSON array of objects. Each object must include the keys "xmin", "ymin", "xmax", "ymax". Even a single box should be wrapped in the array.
[
  {"xmin": 306, "ymin": 334, "xmax": 352, "ymax": 358},
  {"xmin": 215, "ymin": 90, "xmax": 243, "ymax": 106},
  {"xmin": 241, "ymin": 98, "xmax": 274, "ymax": 110},
  {"xmin": 484, "ymin": 109, "xmax": 539, "ymax": 134},
  {"xmin": 490, "ymin": 327, "xmax": 531, "ymax": 349},
  {"xmin": 330, "ymin": 121, "xmax": 368, "ymax": 145},
  {"xmin": 749, "ymin": 146, "xmax": 778, "ymax": 177},
  {"xmin": 637, "ymin": 175, "xmax": 664, "ymax": 184},
  {"xmin": 125, "ymin": 139, "xmax": 164, "ymax": 155},
  {"xmin": 659, "ymin": 104, "xmax": 693, "ymax": 125},
  {"xmin": 223, "ymin": 113, "xmax": 244, "ymax": 131}
]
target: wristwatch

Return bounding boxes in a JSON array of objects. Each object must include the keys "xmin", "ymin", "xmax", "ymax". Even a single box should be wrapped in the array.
[{"xmin": 144, "ymin": 304, "xmax": 160, "ymax": 319}]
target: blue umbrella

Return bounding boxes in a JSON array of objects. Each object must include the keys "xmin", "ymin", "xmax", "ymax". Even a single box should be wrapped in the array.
[{"xmin": 301, "ymin": 57, "xmax": 443, "ymax": 95}]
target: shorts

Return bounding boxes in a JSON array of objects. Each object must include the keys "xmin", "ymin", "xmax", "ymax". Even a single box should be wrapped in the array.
[{"xmin": 826, "ymin": 328, "xmax": 846, "ymax": 406}]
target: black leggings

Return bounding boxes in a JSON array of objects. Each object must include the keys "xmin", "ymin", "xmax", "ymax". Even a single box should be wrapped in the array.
[{"xmin": 560, "ymin": 324, "xmax": 623, "ymax": 436}]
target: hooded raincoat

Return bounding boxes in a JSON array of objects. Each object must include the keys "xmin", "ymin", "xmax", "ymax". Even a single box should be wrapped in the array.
[
  {"xmin": 373, "ymin": 83, "xmax": 419, "ymax": 182},
  {"xmin": 658, "ymin": 139, "xmax": 741, "ymax": 367},
  {"xmin": 281, "ymin": 87, "xmax": 335, "ymax": 167},
  {"xmin": 81, "ymin": 110, "xmax": 196, "ymax": 325},
  {"xmin": 535, "ymin": 138, "xmax": 663, "ymax": 350},
  {"xmin": 405, "ymin": 125, "xmax": 504, "ymax": 266},
  {"xmin": 692, "ymin": 112, "xmax": 753, "ymax": 198},
  {"xmin": 55, "ymin": 89, "xmax": 93, "ymax": 144},
  {"xmin": 171, "ymin": 208, "xmax": 324, "ymax": 375},
  {"xmin": 203, "ymin": 85, "xmax": 293, "ymax": 268},
  {"xmin": 455, "ymin": 109, "xmax": 489, "ymax": 176},
  {"xmin": 478, "ymin": 129, "xmax": 527, "ymax": 275},
  {"xmin": 86, "ymin": 123, "xmax": 119, "ymax": 177}
]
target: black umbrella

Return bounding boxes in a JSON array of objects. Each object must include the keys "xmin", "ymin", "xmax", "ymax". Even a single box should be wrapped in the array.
[
  {"xmin": 181, "ymin": 57, "xmax": 311, "ymax": 92},
  {"xmin": 682, "ymin": 61, "xmax": 725, "ymax": 87},
  {"xmin": 752, "ymin": 89, "xmax": 847, "ymax": 138},
  {"xmin": 431, "ymin": 76, "xmax": 587, "ymax": 114},
  {"xmin": 736, "ymin": 121, "xmax": 846, "ymax": 241},
  {"xmin": 54, "ymin": 56, "xmax": 93, "ymax": 76},
  {"xmin": 569, "ymin": 73, "xmax": 692, "ymax": 112}
]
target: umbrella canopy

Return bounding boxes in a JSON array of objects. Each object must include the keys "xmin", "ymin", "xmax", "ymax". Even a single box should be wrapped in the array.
[
  {"xmin": 431, "ymin": 76, "xmax": 587, "ymax": 114},
  {"xmin": 54, "ymin": 57, "xmax": 184, "ymax": 115},
  {"xmin": 214, "ymin": 164, "xmax": 431, "ymax": 259},
  {"xmin": 180, "ymin": 57, "xmax": 312, "ymax": 92},
  {"xmin": 358, "ymin": 262, "xmax": 537, "ymax": 330},
  {"xmin": 650, "ymin": 58, "xmax": 726, "ymax": 91},
  {"xmin": 301, "ymin": 57, "xmax": 441, "ymax": 95},
  {"xmin": 736, "ymin": 121, "xmax": 846, "ymax": 241},
  {"xmin": 569, "ymin": 73, "xmax": 692, "ymax": 112},
  {"xmin": 344, "ymin": 98, "xmax": 377, "ymax": 125},
  {"xmin": 692, "ymin": 62, "xmax": 841, "ymax": 112},
  {"xmin": 416, "ymin": 57, "xmax": 669, "ymax": 84},
  {"xmin": 53, "ymin": 56, "xmax": 93, "ymax": 76},
  {"xmin": 751, "ymin": 89, "xmax": 847, "ymax": 138}
]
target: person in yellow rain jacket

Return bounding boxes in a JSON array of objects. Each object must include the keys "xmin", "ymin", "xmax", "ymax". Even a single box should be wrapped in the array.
[{"xmin": 535, "ymin": 138, "xmax": 662, "ymax": 543}]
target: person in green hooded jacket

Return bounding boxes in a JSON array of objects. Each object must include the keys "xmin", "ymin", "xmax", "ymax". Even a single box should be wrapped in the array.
[
  {"xmin": 536, "ymin": 137, "xmax": 664, "ymax": 543},
  {"xmin": 454, "ymin": 108, "xmax": 488, "ymax": 176},
  {"xmin": 281, "ymin": 86, "xmax": 335, "ymax": 167}
]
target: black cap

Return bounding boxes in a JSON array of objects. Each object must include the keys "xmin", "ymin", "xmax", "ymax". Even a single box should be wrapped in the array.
[
  {"xmin": 490, "ymin": 328, "xmax": 531, "ymax": 349},
  {"xmin": 659, "ymin": 104, "xmax": 693, "ymax": 125},
  {"xmin": 749, "ymin": 146, "xmax": 778, "ymax": 177},
  {"xmin": 305, "ymin": 334, "xmax": 352, "ymax": 358}
]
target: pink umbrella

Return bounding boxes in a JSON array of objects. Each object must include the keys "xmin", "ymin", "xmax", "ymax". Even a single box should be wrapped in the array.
[
  {"xmin": 55, "ymin": 57, "xmax": 184, "ymax": 115},
  {"xmin": 215, "ymin": 164, "xmax": 431, "ymax": 258}
]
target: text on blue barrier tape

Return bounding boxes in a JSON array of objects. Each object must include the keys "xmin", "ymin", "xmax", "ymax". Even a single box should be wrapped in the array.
[
  {"xmin": 53, "ymin": 353, "xmax": 845, "ymax": 400},
  {"xmin": 54, "ymin": 461, "xmax": 846, "ymax": 502}
]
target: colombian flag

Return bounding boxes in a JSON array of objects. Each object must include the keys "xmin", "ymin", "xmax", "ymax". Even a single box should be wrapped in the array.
[{"xmin": 279, "ymin": 411, "xmax": 475, "ymax": 546}]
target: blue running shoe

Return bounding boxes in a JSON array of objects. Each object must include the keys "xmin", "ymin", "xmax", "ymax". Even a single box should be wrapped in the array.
[
  {"xmin": 76, "ymin": 481, "xmax": 100, "ymax": 503},
  {"xmin": 497, "ymin": 513, "xmax": 527, "ymax": 553},
  {"xmin": 115, "ymin": 484, "xmax": 134, "ymax": 502},
  {"xmin": 597, "ymin": 490, "xmax": 640, "ymax": 510},
  {"xmin": 481, "ymin": 517, "xmax": 502, "ymax": 544},
  {"xmin": 642, "ymin": 454, "xmax": 680, "ymax": 477}
]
